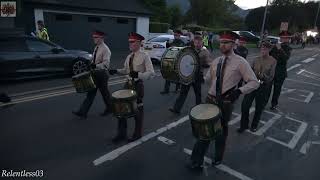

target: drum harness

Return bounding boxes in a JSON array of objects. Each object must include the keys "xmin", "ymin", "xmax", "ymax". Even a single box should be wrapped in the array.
[{"xmin": 129, "ymin": 53, "xmax": 143, "ymax": 108}]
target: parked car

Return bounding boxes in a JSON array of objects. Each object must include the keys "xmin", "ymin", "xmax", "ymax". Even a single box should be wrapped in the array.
[
  {"xmin": 0, "ymin": 35, "xmax": 92, "ymax": 80},
  {"xmin": 143, "ymin": 35, "xmax": 190, "ymax": 63},
  {"xmin": 233, "ymin": 31, "xmax": 260, "ymax": 46},
  {"xmin": 266, "ymin": 36, "xmax": 281, "ymax": 45}
]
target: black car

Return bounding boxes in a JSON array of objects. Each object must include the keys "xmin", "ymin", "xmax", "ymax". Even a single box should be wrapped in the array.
[
  {"xmin": 0, "ymin": 35, "xmax": 92, "ymax": 80},
  {"xmin": 233, "ymin": 31, "xmax": 260, "ymax": 46}
]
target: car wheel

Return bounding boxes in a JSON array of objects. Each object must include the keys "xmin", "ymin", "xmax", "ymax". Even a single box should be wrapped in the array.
[{"xmin": 72, "ymin": 60, "xmax": 89, "ymax": 75}]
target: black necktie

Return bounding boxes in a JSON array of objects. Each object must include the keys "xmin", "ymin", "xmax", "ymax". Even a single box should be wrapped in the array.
[
  {"xmin": 216, "ymin": 57, "xmax": 227, "ymax": 106},
  {"xmin": 93, "ymin": 46, "xmax": 99, "ymax": 64},
  {"xmin": 129, "ymin": 53, "xmax": 135, "ymax": 73}
]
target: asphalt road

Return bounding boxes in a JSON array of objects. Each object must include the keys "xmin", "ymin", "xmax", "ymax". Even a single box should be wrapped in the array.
[{"xmin": 1, "ymin": 46, "xmax": 320, "ymax": 180}]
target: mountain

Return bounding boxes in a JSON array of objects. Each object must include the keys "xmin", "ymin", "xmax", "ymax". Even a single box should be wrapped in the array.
[{"xmin": 166, "ymin": 0, "xmax": 250, "ymax": 18}]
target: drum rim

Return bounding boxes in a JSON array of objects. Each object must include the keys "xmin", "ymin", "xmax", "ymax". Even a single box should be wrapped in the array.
[
  {"xmin": 111, "ymin": 89, "xmax": 137, "ymax": 99},
  {"xmin": 72, "ymin": 71, "xmax": 92, "ymax": 78},
  {"xmin": 189, "ymin": 103, "xmax": 221, "ymax": 121}
]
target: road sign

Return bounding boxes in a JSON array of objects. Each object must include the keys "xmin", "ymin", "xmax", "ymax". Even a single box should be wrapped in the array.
[{"xmin": 1, "ymin": 1, "xmax": 16, "ymax": 17}]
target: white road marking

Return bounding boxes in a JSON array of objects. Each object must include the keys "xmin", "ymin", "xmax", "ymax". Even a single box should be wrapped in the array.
[
  {"xmin": 312, "ymin": 54, "xmax": 319, "ymax": 58},
  {"xmin": 267, "ymin": 116, "xmax": 307, "ymax": 149},
  {"xmin": 302, "ymin": 58, "xmax": 315, "ymax": 63},
  {"xmin": 250, "ymin": 111, "xmax": 281, "ymax": 136},
  {"xmin": 287, "ymin": 64, "xmax": 302, "ymax": 71},
  {"xmin": 286, "ymin": 79, "xmax": 320, "ymax": 87},
  {"xmin": 297, "ymin": 69, "xmax": 305, "ymax": 75},
  {"xmin": 0, "ymin": 79, "xmax": 127, "ymax": 107},
  {"xmin": 183, "ymin": 148, "xmax": 254, "ymax": 180},
  {"xmin": 288, "ymin": 89, "xmax": 314, "ymax": 104},
  {"xmin": 299, "ymin": 73, "xmax": 320, "ymax": 81},
  {"xmin": 93, "ymin": 116, "xmax": 189, "ymax": 166},
  {"xmin": 300, "ymin": 141, "xmax": 320, "ymax": 155},
  {"xmin": 281, "ymin": 88, "xmax": 296, "ymax": 95},
  {"xmin": 157, "ymin": 136, "xmax": 175, "ymax": 145}
]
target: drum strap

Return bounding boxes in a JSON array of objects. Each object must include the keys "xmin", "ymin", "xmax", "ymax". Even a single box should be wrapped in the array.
[
  {"xmin": 216, "ymin": 57, "xmax": 227, "ymax": 107},
  {"xmin": 129, "ymin": 53, "xmax": 136, "ymax": 89}
]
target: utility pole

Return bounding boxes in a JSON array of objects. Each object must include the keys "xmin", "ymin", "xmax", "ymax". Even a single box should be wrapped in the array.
[
  {"xmin": 260, "ymin": 0, "xmax": 270, "ymax": 40},
  {"xmin": 314, "ymin": 1, "xmax": 320, "ymax": 29}
]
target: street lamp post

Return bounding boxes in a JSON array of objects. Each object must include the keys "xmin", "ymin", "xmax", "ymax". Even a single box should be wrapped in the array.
[
  {"xmin": 260, "ymin": 0, "xmax": 270, "ymax": 40},
  {"xmin": 314, "ymin": 1, "xmax": 320, "ymax": 29}
]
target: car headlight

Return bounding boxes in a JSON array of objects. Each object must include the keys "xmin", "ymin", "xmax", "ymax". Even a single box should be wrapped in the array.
[{"xmin": 82, "ymin": 54, "xmax": 93, "ymax": 60}]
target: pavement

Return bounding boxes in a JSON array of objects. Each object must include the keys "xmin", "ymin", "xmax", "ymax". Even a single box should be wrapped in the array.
[{"xmin": 1, "ymin": 45, "xmax": 320, "ymax": 180}]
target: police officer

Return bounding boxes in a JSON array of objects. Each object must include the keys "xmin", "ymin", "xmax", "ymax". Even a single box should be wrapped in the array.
[
  {"xmin": 169, "ymin": 32, "xmax": 212, "ymax": 114},
  {"xmin": 36, "ymin": 20, "xmax": 50, "ymax": 41},
  {"xmin": 188, "ymin": 31, "xmax": 259, "ymax": 171},
  {"xmin": 270, "ymin": 31, "xmax": 292, "ymax": 110},
  {"xmin": 160, "ymin": 30, "xmax": 186, "ymax": 94},
  {"xmin": 72, "ymin": 31, "xmax": 112, "ymax": 118},
  {"xmin": 238, "ymin": 41, "xmax": 276, "ymax": 133},
  {"xmin": 109, "ymin": 32, "xmax": 155, "ymax": 143},
  {"xmin": 234, "ymin": 36, "xmax": 248, "ymax": 59}
]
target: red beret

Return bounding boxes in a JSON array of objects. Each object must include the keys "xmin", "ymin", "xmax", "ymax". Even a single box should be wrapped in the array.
[
  {"xmin": 174, "ymin": 29, "xmax": 183, "ymax": 35},
  {"xmin": 239, "ymin": 36, "xmax": 247, "ymax": 43},
  {"xmin": 128, "ymin": 32, "xmax": 145, "ymax": 41},
  {"xmin": 92, "ymin": 31, "xmax": 105, "ymax": 37},
  {"xmin": 219, "ymin": 31, "xmax": 239, "ymax": 42}
]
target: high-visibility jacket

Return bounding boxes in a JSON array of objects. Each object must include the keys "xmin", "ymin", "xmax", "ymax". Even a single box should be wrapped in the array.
[
  {"xmin": 37, "ymin": 28, "xmax": 50, "ymax": 41},
  {"xmin": 203, "ymin": 35, "xmax": 209, "ymax": 47}
]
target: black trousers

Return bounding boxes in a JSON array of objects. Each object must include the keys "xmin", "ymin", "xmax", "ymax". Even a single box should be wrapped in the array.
[
  {"xmin": 78, "ymin": 70, "xmax": 111, "ymax": 115},
  {"xmin": 271, "ymin": 78, "xmax": 285, "ymax": 107},
  {"xmin": 117, "ymin": 80, "xmax": 144, "ymax": 137},
  {"xmin": 173, "ymin": 80, "xmax": 201, "ymax": 112},
  {"xmin": 240, "ymin": 83, "xmax": 272, "ymax": 129},
  {"xmin": 191, "ymin": 96, "xmax": 234, "ymax": 165},
  {"xmin": 163, "ymin": 80, "xmax": 180, "ymax": 92}
]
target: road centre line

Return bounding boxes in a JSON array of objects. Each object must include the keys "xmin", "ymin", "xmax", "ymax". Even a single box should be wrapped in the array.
[
  {"xmin": 183, "ymin": 148, "xmax": 254, "ymax": 180},
  {"xmin": 157, "ymin": 136, "xmax": 176, "ymax": 145},
  {"xmin": 1, "ymin": 79, "xmax": 127, "ymax": 107},
  {"xmin": 286, "ymin": 78, "xmax": 320, "ymax": 87},
  {"xmin": 312, "ymin": 54, "xmax": 319, "ymax": 58}
]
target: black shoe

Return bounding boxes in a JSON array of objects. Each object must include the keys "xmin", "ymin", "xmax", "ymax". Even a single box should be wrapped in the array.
[
  {"xmin": 100, "ymin": 110, "xmax": 112, "ymax": 116},
  {"xmin": 186, "ymin": 163, "xmax": 203, "ymax": 172},
  {"xmin": 160, "ymin": 91, "xmax": 169, "ymax": 95},
  {"xmin": 169, "ymin": 108, "xmax": 180, "ymax": 114},
  {"xmin": 72, "ymin": 111, "xmax": 87, "ymax": 119},
  {"xmin": 112, "ymin": 135, "xmax": 127, "ymax": 143},
  {"xmin": 212, "ymin": 160, "xmax": 222, "ymax": 166},
  {"xmin": 250, "ymin": 127, "xmax": 258, "ymax": 132},
  {"xmin": 127, "ymin": 135, "xmax": 142, "ymax": 142},
  {"xmin": 237, "ymin": 127, "xmax": 248, "ymax": 133}
]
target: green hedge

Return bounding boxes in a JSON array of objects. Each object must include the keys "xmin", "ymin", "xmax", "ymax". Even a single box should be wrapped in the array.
[{"xmin": 183, "ymin": 24, "xmax": 230, "ymax": 33}]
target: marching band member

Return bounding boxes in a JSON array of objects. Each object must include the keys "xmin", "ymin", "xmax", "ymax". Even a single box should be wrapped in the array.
[
  {"xmin": 72, "ymin": 30, "xmax": 112, "ymax": 118},
  {"xmin": 109, "ymin": 32, "xmax": 155, "ymax": 143},
  {"xmin": 169, "ymin": 32, "xmax": 212, "ymax": 114},
  {"xmin": 238, "ymin": 41, "xmax": 276, "ymax": 133},
  {"xmin": 188, "ymin": 31, "xmax": 259, "ymax": 171}
]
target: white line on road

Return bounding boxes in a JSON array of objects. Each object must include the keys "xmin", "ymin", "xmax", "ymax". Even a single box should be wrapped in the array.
[
  {"xmin": 183, "ymin": 148, "xmax": 254, "ymax": 180},
  {"xmin": 312, "ymin": 54, "xmax": 319, "ymax": 58},
  {"xmin": 286, "ymin": 79, "xmax": 320, "ymax": 87},
  {"xmin": 93, "ymin": 116, "xmax": 189, "ymax": 166},
  {"xmin": 302, "ymin": 58, "xmax": 316, "ymax": 63},
  {"xmin": 157, "ymin": 136, "xmax": 175, "ymax": 145},
  {"xmin": 229, "ymin": 108, "xmax": 255, "ymax": 125},
  {"xmin": 287, "ymin": 64, "xmax": 302, "ymax": 71}
]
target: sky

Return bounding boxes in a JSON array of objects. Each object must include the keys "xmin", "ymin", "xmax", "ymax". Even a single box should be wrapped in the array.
[{"xmin": 235, "ymin": 0, "xmax": 319, "ymax": 10}]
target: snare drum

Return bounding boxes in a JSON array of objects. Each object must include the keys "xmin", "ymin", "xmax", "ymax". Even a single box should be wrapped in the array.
[
  {"xmin": 161, "ymin": 47, "xmax": 199, "ymax": 85},
  {"xmin": 111, "ymin": 89, "xmax": 138, "ymax": 118},
  {"xmin": 189, "ymin": 104, "xmax": 222, "ymax": 140},
  {"xmin": 72, "ymin": 71, "xmax": 96, "ymax": 93}
]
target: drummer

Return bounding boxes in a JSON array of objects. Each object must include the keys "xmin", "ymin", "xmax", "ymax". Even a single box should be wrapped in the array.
[
  {"xmin": 72, "ymin": 30, "xmax": 112, "ymax": 118},
  {"xmin": 109, "ymin": 32, "xmax": 155, "ymax": 143},
  {"xmin": 160, "ymin": 29, "xmax": 186, "ymax": 95},
  {"xmin": 169, "ymin": 32, "xmax": 212, "ymax": 114},
  {"xmin": 188, "ymin": 31, "xmax": 259, "ymax": 171}
]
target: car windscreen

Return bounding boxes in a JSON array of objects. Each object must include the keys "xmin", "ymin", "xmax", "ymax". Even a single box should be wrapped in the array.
[{"xmin": 148, "ymin": 37, "xmax": 170, "ymax": 42}]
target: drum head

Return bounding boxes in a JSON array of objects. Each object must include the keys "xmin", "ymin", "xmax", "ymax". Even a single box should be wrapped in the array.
[
  {"xmin": 112, "ymin": 89, "xmax": 136, "ymax": 99},
  {"xmin": 190, "ymin": 104, "xmax": 220, "ymax": 120},
  {"xmin": 177, "ymin": 47, "xmax": 199, "ymax": 84}
]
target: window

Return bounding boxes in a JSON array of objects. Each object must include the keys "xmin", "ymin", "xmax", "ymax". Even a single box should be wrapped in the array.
[
  {"xmin": 56, "ymin": 14, "xmax": 72, "ymax": 21},
  {"xmin": 0, "ymin": 38, "xmax": 28, "ymax": 52},
  {"xmin": 88, "ymin": 16, "xmax": 102, "ymax": 23},
  {"xmin": 148, "ymin": 37, "xmax": 170, "ymax": 42},
  {"xmin": 26, "ymin": 40, "xmax": 54, "ymax": 52},
  {"xmin": 117, "ymin": 18, "xmax": 129, "ymax": 24}
]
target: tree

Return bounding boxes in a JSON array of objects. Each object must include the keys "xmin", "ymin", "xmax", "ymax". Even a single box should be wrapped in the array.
[{"xmin": 167, "ymin": 4, "xmax": 183, "ymax": 29}]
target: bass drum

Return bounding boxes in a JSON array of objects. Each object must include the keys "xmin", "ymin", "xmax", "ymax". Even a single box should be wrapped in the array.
[{"xmin": 160, "ymin": 47, "xmax": 199, "ymax": 85}]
